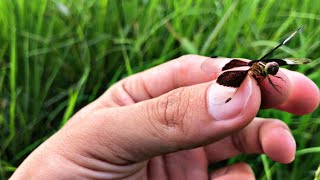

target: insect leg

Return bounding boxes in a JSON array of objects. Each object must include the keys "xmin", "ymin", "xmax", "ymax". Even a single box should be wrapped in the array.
[
  {"xmin": 252, "ymin": 75, "xmax": 265, "ymax": 85},
  {"xmin": 267, "ymin": 76, "xmax": 282, "ymax": 94},
  {"xmin": 256, "ymin": 77, "xmax": 265, "ymax": 84},
  {"xmin": 273, "ymin": 75, "xmax": 286, "ymax": 82}
]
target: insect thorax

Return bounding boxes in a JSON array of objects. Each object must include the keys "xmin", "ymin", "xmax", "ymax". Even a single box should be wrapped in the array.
[{"xmin": 248, "ymin": 62, "xmax": 267, "ymax": 78}]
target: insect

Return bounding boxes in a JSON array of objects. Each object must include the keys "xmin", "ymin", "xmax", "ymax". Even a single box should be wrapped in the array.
[{"xmin": 201, "ymin": 27, "xmax": 311, "ymax": 104}]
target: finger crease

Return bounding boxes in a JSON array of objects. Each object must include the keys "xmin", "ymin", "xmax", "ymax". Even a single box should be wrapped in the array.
[
  {"xmin": 231, "ymin": 132, "xmax": 246, "ymax": 154},
  {"xmin": 120, "ymin": 82, "xmax": 136, "ymax": 104},
  {"xmin": 163, "ymin": 155, "xmax": 172, "ymax": 180},
  {"xmin": 256, "ymin": 122, "xmax": 265, "ymax": 153},
  {"xmin": 141, "ymin": 78, "xmax": 153, "ymax": 99}
]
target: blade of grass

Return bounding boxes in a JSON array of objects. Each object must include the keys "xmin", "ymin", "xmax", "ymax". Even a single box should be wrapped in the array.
[
  {"xmin": 315, "ymin": 164, "xmax": 320, "ymax": 180},
  {"xmin": 3, "ymin": 0, "xmax": 17, "ymax": 152},
  {"xmin": 60, "ymin": 67, "xmax": 90, "ymax": 127},
  {"xmin": 261, "ymin": 155, "xmax": 272, "ymax": 180},
  {"xmin": 296, "ymin": 147, "xmax": 320, "ymax": 156},
  {"xmin": 200, "ymin": 0, "xmax": 239, "ymax": 55}
]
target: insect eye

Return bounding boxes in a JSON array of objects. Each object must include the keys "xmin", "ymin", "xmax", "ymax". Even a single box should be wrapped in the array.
[{"xmin": 265, "ymin": 62, "xmax": 279, "ymax": 75}]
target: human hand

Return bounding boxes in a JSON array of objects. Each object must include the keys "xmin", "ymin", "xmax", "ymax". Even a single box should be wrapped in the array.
[{"xmin": 11, "ymin": 55, "xmax": 319, "ymax": 179}]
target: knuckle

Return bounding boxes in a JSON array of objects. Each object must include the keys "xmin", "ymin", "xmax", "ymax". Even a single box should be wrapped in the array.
[
  {"xmin": 231, "ymin": 131, "xmax": 247, "ymax": 154},
  {"xmin": 262, "ymin": 118, "xmax": 289, "ymax": 130},
  {"xmin": 154, "ymin": 87, "xmax": 191, "ymax": 133},
  {"xmin": 173, "ymin": 54, "xmax": 205, "ymax": 78},
  {"xmin": 176, "ymin": 54, "xmax": 200, "ymax": 62},
  {"xmin": 104, "ymin": 80, "xmax": 135, "ymax": 107}
]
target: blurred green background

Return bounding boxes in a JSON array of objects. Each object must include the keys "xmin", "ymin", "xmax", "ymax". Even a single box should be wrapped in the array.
[{"xmin": 0, "ymin": 0, "xmax": 319, "ymax": 179}]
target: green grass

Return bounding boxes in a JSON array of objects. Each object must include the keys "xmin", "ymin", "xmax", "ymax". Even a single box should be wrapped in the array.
[{"xmin": 0, "ymin": 0, "xmax": 320, "ymax": 179}]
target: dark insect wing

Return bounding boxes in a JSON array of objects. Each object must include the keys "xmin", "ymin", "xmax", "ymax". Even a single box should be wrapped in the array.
[
  {"xmin": 210, "ymin": 70, "xmax": 249, "ymax": 104},
  {"xmin": 260, "ymin": 58, "xmax": 311, "ymax": 66},
  {"xmin": 259, "ymin": 27, "xmax": 303, "ymax": 60},
  {"xmin": 217, "ymin": 70, "xmax": 249, "ymax": 87},
  {"xmin": 222, "ymin": 59, "xmax": 250, "ymax": 71},
  {"xmin": 249, "ymin": 28, "xmax": 307, "ymax": 67},
  {"xmin": 200, "ymin": 57, "xmax": 251, "ymax": 104}
]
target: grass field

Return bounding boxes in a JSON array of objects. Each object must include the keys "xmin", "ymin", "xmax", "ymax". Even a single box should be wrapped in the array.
[{"xmin": 0, "ymin": 0, "xmax": 320, "ymax": 179}]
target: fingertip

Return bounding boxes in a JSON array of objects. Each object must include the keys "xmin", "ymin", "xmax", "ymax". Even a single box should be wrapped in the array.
[
  {"xmin": 277, "ymin": 70, "xmax": 320, "ymax": 115},
  {"xmin": 262, "ymin": 126, "xmax": 296, "ymax": 164}
]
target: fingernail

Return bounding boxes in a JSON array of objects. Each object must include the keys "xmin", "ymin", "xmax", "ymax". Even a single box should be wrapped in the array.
[{"xmin": 207, "ymin": 77, "xmax": 253, "ymax": 120}]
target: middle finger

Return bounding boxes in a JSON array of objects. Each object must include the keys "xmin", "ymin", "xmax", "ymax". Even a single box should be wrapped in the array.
[{"xmin": 204, "ymin": 117, "xmax": 296, "ymax": 164}]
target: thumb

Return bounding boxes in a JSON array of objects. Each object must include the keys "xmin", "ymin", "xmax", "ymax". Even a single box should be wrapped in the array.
[{"xmin": 92, "ymin": 76, "xmax": 261, "ymax": 163}]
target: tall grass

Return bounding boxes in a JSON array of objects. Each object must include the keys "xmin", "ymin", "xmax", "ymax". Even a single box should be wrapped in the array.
[{"xmin": 0, "ymin": 0, "xmax": 319, "ymax": 179}]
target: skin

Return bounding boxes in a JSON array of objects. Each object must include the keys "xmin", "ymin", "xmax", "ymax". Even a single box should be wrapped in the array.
[{"xmin": 11, "ymin": 55, "xmax": 319, "ymax": 179}]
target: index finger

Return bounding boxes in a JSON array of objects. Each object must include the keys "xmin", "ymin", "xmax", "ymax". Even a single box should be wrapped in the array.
[
  {"xmin": 99, "ymin": 55, "xmax": 216, "ymax": 104},
  {"xmin": 100, "ymin": 55, "xmax": 319, "ymax": 114},
  {"xmin": 276, "ymin": 69, "xmax": 319, "ymax": 115}
]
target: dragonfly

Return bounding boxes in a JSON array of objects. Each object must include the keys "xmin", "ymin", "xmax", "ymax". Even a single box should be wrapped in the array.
[{"xmin": 201, "ymin": 27, "xmax": 311, "ymax": 104}]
